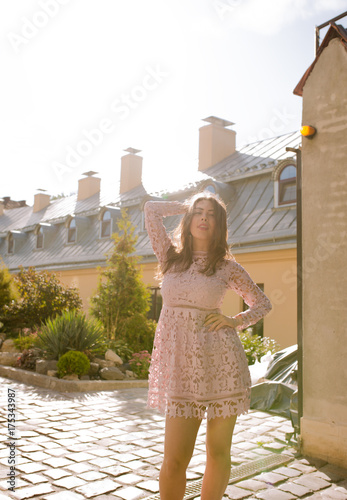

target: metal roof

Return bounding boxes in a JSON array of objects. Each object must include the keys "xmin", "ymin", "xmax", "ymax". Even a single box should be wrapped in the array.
[{"xmin": 0, "ymin": 131, "xmax": 301, "ymax": 272}]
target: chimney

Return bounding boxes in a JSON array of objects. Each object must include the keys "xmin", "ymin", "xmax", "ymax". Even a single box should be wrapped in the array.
[
  {"xmin": 198, "ymin": 116, "xmax": 236, "ymax": 172},
  {"xmin": 77, "ymin": 171, "xmax": 101, "ymax": 201},
  {"xmin": 33, "ymin": 189, "xmax": 50, "ymax": 213},
  {"xmin": 120, "ymin": 148, "xmax": 143, "ymax": 194}
]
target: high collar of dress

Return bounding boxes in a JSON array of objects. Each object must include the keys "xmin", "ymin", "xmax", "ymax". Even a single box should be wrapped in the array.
[{"xmin": 192, "ymin": 250, "xmax": 208, "ymax": 260}]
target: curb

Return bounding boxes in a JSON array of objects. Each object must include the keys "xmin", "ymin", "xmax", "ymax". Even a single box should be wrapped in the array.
[{"xmin": 0, "ymin": 365, "xmax": 148, "ymax": 392}]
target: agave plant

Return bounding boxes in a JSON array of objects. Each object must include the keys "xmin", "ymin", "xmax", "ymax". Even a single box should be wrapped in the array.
[{"xmin": 37, "ymin": 310, "xmax": 105, "ymax": 360}]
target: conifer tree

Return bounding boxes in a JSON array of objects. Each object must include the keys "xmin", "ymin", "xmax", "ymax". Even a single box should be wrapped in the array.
[
  {"xmin": 90, "ymin": 209, "xmax": 156, "ymax": 352},
  {"xmin": 0, "ymin": 260, "xmax": 18, "ymax": 313}
]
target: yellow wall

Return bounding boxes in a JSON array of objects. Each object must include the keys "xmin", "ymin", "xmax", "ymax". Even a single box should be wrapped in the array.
[
  {"xmin": 56, "ymin": 247, "xmax": 297, "ymax": 349},
  {"xmin": 56, "ymin": 267, "xmax": 101, "ymax": 312}
]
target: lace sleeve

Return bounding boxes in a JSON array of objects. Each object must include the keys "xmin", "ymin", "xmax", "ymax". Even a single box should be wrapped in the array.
[
  {"xmin": 226, "ymin": 261, "xmax": 272, "ymax": 331},
  {"xmin": 144, "ymin": 201, "xmax": 186, "ymax": 265}
]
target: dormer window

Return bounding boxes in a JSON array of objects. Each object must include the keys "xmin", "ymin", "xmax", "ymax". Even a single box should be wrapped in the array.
[
  {"xmin": 36, "ymin": 226, "xmax": 44, "ymax": 249},
  {"xmin": 279, "ymin": 165, "xmax": 296, "ymax": 205},
  {"xmin": 204, "ymin": 184, "xmax": 216, "ymax": 194},
  {"xmin": 67, "ymin": 218, "xmax": 76, "ymax": 243},
  {"xmin": 100, "ymin": 210, "xmax": 112, "ymax": 238},
  {"xmin": 7, "ymin": 233, "xmax": 14, "ymax": 254},
  {"xmin": 273, "ymin": 160, "xmax": 297, "ymax": 208}
]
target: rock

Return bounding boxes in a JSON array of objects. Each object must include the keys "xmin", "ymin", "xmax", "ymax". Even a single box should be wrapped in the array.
[
  {"xmin": 80, "ymin": 375, "xmax": 90, "ymax": 380},
  {"xmin": 105, "ymin": 349, "xmax": 123, "ymax": 365},
  {"xmin": 47, "ymin": 370, "xmax": 58, "ymax": 377},
  {"xmin": 62, "ymin": 374, "xmax": 79, "ymax": 381},
  {"xmin": 36, "ymin": 359, "xmax": 58, "ymax": 375},
  {"xmin": 125, "ymin": 370, "xmax": 137, "ymax": 379},
  {"xmin": 92, "ymin": 357, "xmax": 115, "ymax": 369},
  {"xmin": 88, "ymin": 362, "xmax": 99, "ymax": 376},
  {"xmin": 100, "ymin": 367, "xmax": 125, "ymax": 380},
  {"xmin": 1, "ymin": 339, "xmax": 20, "ymax": 353},
  {"xmin": 0, "ymin": 352, "xmax": 20, "ymax": 366},
  {"xmin": 118, "ymin": 362, "xmax": 131, "ymax": 373}
]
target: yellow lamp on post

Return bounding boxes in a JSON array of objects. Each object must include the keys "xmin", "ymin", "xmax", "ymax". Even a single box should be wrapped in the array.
[{"xmin": 300, "ymin": 125, "xmax": 317, "ymax": 138}]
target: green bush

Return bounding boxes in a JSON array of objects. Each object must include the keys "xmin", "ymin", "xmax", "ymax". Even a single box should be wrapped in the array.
[
  {"xmin": 129, "ymin": 350, "xmax": 151, "ymax": 379},
  {"xmin": 100, "ymin": 339, "xmax": 133, "ymax": 362},
  {"xmin": 13, "ymin": 329, "xmax": 38, "ymax": 351},
  {"xmin": 238, "ymin": 329, "xmax": 279, "ymax": 366},
  {"xmin": 1, "ymin": 267, "xmax": 82, "ymax": 332},
  {"xmin": 57, "ymin": 351, "xmax": 90, "ymax": 378},
  {"xmin": 118, "ymin": 313, "xmax": 156, "ymax": 354},
  {"xmin": 0, "ymin": 260, "xmax": 18, "ymax": 315},
  {"xmin": 37, "ymin": 310, "xmax": 105, "ymax": 360}
]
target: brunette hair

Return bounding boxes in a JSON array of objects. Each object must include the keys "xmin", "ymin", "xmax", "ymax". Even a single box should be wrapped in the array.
[{"xmin": 161, "ymin": 192, "xmax": 234, "ymax": 276}]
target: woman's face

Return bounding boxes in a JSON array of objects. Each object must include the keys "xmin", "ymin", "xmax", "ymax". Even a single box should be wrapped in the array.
[{"xmin": 189, "ymin": 199, "xmax": 216, "ymax": 248}]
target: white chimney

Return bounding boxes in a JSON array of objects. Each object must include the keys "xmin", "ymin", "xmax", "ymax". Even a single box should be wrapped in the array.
[
  {"xmin": 77, "ymin": 171, "xmax": 101, "ymax": 201},
  {"xmin": 33, "ymin": 189, "xmax": 50, "ymax": 213},
  {"xmin": 120, "ymin": 148, "xmax": 143, "ymax": 194},
  {"xmin": 198, "ymin": 116, "xmax": 236, "ymax": 172}
]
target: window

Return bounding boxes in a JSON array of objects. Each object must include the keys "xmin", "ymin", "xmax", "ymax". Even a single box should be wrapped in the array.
[
  {"xmin": 100, "ymin": 210, "xmax": 112, "ymax": 238},
  {"xmin": 141, "ymin": 211, "xmax": 145, "ymax": 232},
  {"xmin": 278, "ymin": 164, "xmax": 296, "ymax": 205},
  {"xmin": 7, "ymin": 233, "xmax": 14, "ymax": 254},
  {"xmin": 242, "ymin": 283, "xmax": 264, "ymax": 337},
  {"xmin": 204, "ymin": 184, "xmax": 216, "ymax": 194},
  {"xmin": 148, "ymin": 287, "xmax": 162, "ymax": 321},
  {"xmin": 36, "ymin": 226, "xmax": 44, "ymax": 249},
  {"xmin": 67, "ymin": 218, "xmax": 76, "ymax": 243}
]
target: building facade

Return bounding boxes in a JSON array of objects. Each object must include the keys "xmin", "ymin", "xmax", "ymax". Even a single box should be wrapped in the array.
[{"xmin": 0, "ymin": 118, "xmax": 301, "ymax": 348}]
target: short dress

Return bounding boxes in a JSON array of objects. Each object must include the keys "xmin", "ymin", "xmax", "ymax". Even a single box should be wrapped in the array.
[{"xmin": 144, "ymin": 201, "xmax": 272, "ymax": 420}]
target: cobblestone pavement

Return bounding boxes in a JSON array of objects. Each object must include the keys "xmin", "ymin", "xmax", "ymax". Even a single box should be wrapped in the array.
[{"xmin": 1, "ymin": 376, "xmax": 347, "ymax": 500}]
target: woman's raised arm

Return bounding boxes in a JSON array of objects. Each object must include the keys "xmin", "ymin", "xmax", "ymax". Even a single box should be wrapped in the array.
[{"xmin": 144, "ymin": 201, "xmax": 186, "ymax": 266}]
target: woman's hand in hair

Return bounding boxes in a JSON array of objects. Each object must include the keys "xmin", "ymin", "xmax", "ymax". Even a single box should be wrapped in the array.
[{"xmin": 203, "ymin": 313, "xmax": 242, "ymax": 332}]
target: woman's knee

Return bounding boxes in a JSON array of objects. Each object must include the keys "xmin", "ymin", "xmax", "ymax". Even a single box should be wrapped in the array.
[
  {"xmin": 206, "ymin": 445, "xmax": 231, "ymax": 466},
  {"xmin": 162, "ymin": 454, "xmax": 190, "ymax": 476}
]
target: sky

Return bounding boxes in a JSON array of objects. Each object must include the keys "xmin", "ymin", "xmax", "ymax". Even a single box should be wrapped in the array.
[{"xmin": 1, "ymin": 0, "xmax": 346, "ymax": 205}]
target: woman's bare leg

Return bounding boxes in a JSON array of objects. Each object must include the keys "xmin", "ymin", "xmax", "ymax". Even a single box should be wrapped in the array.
[
  {"xmin": 159, "ymin": 415, "xmax": 202, "ymax": 500},
  {"xmin": 201, "ymin": 415, "xmax": 237, "ymax": 500}
]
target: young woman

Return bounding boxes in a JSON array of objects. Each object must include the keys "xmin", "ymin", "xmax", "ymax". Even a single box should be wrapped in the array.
[{"xmin": 144, "ymin": 192, "xmax": 272, "ymax": 500}]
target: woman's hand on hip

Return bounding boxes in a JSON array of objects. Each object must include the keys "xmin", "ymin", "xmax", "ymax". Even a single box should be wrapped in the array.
[{"xmin": 203, "ymin": 313, "xmax": 241, "ymax": 332}]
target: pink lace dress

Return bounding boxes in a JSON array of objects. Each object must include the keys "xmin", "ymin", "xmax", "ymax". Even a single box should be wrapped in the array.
[{"xmin": 144, "ymin": 201, "xmax": 272, "ymax": 420}]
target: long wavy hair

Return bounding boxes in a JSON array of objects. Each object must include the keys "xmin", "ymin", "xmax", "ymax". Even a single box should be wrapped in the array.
[{"xmin": 161, "ymin": 192, "xmax": 234, "ymax": 277}]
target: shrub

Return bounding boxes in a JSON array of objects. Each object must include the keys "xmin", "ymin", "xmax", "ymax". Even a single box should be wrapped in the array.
[
  {"xmin": 238, "ymin": 329, "xmax": 279, "ymax": 366},
  {"xmin": 17, "ymin": 348, "xmax": 43, "ymax": 371},
  {"xmin": 129, "ymin": 350, "xmax": 151, "ymax": 379},
  {"xmin": 57, "ymin": 351, "xmax": 90, "ymax": 378},
  {"xmin": 37, "ymin": 310, "xmax": 105, "ymax": 360},
  {"xmin": 13, "ymin": 329, "xmax": 38, "ymax": 351},
  {"xmin": 100, "ymin": 339, "xmax": 133, "ymax": 362},
  {"xmin": 1, "ymin": 267, "xmax": 82, "ymax": 332},
  {"xmin": 118, "ymin": 313, "xmax": 156, "ymax": 354},
  {"xmin": 0, "ymin": 260, "xmax": 18, "ymax": 315}
]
